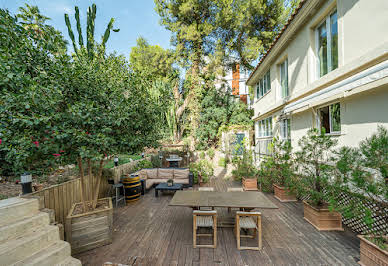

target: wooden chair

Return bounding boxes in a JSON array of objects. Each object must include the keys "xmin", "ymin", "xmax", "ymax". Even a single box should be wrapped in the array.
[
  {"xmin": 198, "ymin": 187, "xmax": 214, "ymax": 210},
  {"xmin": 235, "ymin": 211, "xmax": 262, "ymax": 250},
  {"xmin": 193, "ymin": 210, "xmax": 217, "ymax": 248}
]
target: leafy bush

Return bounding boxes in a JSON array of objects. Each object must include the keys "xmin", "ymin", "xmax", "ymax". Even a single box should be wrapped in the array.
[
  {"xmin": 218, "ymin": 157, "xmax": 228, "ymax": 167},
  {"xmin": 199, "ymin": 151, "xmax": 205, "ymax": 159},
  {"xmin": 207, "ymin": 148, "xmax": 215, "ymax": 159},
  {"xmin": 231, "ymin": 138, "xmax": 257, "ymax": 181},
  {"xmin": 103, "ymin": 154, "xmax": 142, "ymax": 169},
  {"xmin": 293, "ymin": 128, "xmax": 337, "ymax": 206},
  {"xmin": 333, "ymin": 126, "xmax": 388, "ymax": 242},
  {"xmin": 259, "ymin": 138, "xmax": 294, "ymax": 189},
  {"xmin": 132, "ymin": 159, "xmax": 153, "ymax": 172},
  {"xmin": 190, "ymin": 159, "xmax": 214, "ymax": 184},
  {"xmin": 150, "ymin": 154, "xmax": 162, "ymax": 168}
]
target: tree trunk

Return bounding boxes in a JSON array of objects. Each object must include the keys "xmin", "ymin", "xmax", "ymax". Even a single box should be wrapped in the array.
[
  {"xmin": 92, "ymin": 159, "xmax": 104, "ymax": 209},
  {"xmin": 77, "ymin": 157, "xmax": 87, "ymax": 212}
]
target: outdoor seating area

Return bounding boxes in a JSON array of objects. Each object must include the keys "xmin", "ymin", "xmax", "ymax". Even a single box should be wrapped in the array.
[{"xmin": 75, "ymin": 178, "xmax": 360, "ymax": 266}]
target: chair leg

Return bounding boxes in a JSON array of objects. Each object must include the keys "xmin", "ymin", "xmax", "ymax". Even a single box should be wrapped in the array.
[
  {"xmin": 258, "ymin": 216, "xmax": 262, "ymax": 250},
  {"xmin": 236, "ymin": 215, "xmax": 241, "ymax": 250},
  {"xmin": 193, "ymin": 215, "xmax": 197, "ymax": 248},
  {"xmin": 213, "ymin": 215, "xmax": 217, "ymax": 248}
]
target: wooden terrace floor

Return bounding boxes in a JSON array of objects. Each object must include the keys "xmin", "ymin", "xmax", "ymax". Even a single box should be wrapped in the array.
[{"xmin": 76, "ymin": 178, "xmax": 360, "ymax": 265}]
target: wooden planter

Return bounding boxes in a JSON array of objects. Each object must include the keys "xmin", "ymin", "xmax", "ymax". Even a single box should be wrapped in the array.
[
  {"xmin": 303, "ymin": 201, "xmax": 343, "ymax": 231},
  {"xmin": 273, "ymin": 184, "xmax": 297, "ymax": 202},
  {"xmin": 358, "ymin": 235, "xmax": 388, "ymax": 266},
  {"xmin": 242, "ymin": 178, "xmax": 258, "ymax": 191},
  {"xmin": 66, "ymin": 197, "xmax": 113, "ymax": 255}
]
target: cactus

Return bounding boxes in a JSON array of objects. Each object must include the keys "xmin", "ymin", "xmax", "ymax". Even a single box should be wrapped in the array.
[{"xmin": 64, "ymin": 4, "xmax": 119, "ymax": 58}]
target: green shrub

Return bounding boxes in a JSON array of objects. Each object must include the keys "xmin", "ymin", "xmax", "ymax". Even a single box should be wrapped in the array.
[
  {"xmin": 190, "ymin": 159, "xmax": 214, "ymax": 184},
  {"xmin": 218, "ymin": 157, "xmax": 227, "ymax": 167},
  {"xmin": 258, "ymin": 137, "xmax": 294, "ymax": 191},
  {"xmin": 104, "ymin": 154, "xmax": 142, "ymax": 169},
  {"xmin": 150, "ymin": 154, "xmax": 162, "ymax": 168},
  {"xmin": 231, "ymin": 138, "xmax": 257, "ymax": 181},
  {"xmin": 207, "ymin": 148, "xmax": 215, "ymax": 159},
  {"xmin": 199, "ymin": 151, "xmax": 205, "ymax": 159}
]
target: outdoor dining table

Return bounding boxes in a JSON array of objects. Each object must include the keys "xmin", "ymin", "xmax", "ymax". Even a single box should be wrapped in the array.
[{"xmin": 169, "ymin": 191, "xmax": 278, "ymax": 209}]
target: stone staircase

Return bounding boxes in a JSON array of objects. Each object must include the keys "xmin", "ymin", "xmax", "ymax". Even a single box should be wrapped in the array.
[{"xmin": 0, "ymin": 197, "xmax": 81, "ymax": 266}]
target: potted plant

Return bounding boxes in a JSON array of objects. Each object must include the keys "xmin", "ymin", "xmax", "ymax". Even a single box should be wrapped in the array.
[
  {"xmin": 293, "ymin": 128, "xmax": 343, "ymax": 231},
  {"xmin": 334, "ymin": 127, "xmax": 388, "ymax": 265},
  {"xmin": 167, "ymin": 179, "xmax": 174, "ymax": 187},
  {"xmin": 262, "ymin": 137, "xmax": 296, "ymax": 202},
  {"xmin": 232, "ymin": 138, "xmax": 258, "ymax": 190}
]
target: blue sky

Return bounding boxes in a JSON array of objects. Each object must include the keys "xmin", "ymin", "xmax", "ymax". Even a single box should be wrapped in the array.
[{"xmin": 0, "ymin": 0, "xmax": 172, "ymax": 58}]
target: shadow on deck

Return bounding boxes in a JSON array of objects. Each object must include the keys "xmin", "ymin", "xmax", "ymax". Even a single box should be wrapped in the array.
[{"xmin": 76, "ymin": 177, "xmax": 360, "ymax": 265}]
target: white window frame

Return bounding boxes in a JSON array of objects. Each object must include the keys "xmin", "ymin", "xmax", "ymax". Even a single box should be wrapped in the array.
[
  {"xmin": 315, "ymin": 9, "xmax": 338, "ymax": 78},
  {"xmin": 279, "ymin": 59, "xmax": 288, "ymax": 98},
  {"xmin": 256, "ymin": 70, "xmax": 270, "ymax": 100},
  {"xmin": 316, "ymin": 102, "xmax": 341, "ymax": 134},
  {"xmin": 257, "ymin": 117, "xmax": 273, "ymax": 138},
  {"xmin": 280, "ymin": 118, "xmax": 291, "ymax": 140}
]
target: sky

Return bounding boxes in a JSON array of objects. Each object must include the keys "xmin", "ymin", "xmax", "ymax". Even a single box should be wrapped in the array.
[{"xmin": 0, "ymin": 0, "xmax": 172, "ymax": 58}]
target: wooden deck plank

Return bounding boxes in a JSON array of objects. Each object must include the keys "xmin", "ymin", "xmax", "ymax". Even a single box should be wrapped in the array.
[{"xmin": 76, "ymin": 177, "xmax": 360, "ymax": 266}]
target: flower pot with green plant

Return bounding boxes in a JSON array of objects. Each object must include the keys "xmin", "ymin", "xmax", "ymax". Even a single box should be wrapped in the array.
[
  {"xmin": 333, "ymin": 127, "xmax": 388, "ymax": 265},
  {"xmin": 293, "ymin": 128, "xmax": 343, "ymax": 231},
  {"xmin": 232, "ymin": 138, "xmax": 258, "ymax": 190},
  {"xmin": 190, "ymin": 159, "xmax": 214, "ymax": 186},
  {"xmin": 262, "ymin": 137, "xmax": 296, "ymax": 202},
  {"xmin": 167, "ymin": 179, "xmax": 174, "ymax": 187}
]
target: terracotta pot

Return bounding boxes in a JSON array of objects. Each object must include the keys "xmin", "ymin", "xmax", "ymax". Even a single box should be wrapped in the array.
[
  {"xmin": 358, "ymin": 235, "xmax": 388, "ymax": 266},
  {"xmin": 303, "ymin": 201, "xmax": 343, "ymax": 231},
  {"xmin": 242, "ymin": 177, "xmax": 258, "ymax": 191},
  {"xmin": 273, "ymin": 184, "xmax": 297, "ymax": 202}
]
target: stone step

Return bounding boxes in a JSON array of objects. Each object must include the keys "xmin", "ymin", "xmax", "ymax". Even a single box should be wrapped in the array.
[
  {"xmin": 55, "ymin": 257, "xmax": 83, "ymax": 266},
  {"xmin": 11, "ymin": 241, "xmax": 71, "ymax": 266},
  {"xmin": 0, "ymin": 197, "xmax": 40, "ymax": 227},
  {"xmin": 0, "ymin": 212, "xmax": 50, "ymax": 244},
  {"xmin": 0, "ymin": 225, "xmax": 59, "ymax": 265}
]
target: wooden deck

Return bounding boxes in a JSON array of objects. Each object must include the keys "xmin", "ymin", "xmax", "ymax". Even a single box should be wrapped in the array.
[{"xmin": 76, "ymin": 178, "xmax": 360, "ymax": 265}]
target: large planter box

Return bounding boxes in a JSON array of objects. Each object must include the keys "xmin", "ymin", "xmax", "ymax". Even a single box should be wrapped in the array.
[
  {"xmin": 273, "ymin": 184, "xmax": 297, "ymax": 202},
  {"xmin": 303, "ymin": 201, "xmax": 343, "ymax": 231},
  {"xmin": 358, "ymin": 235, "xmax": 388, "ymax": 266},
  {"xmin": 66, "ymin": 197, "xmax": 113, "ymax": 255},
  {"xmin": 242, "ymin": 178, "xmax": 258, "ymax": 191}
]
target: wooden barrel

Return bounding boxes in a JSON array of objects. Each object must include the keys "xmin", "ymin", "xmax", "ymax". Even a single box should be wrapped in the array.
[{"xmin": 122, "ymin": 174, "xmax": 141, "ymax": 203}]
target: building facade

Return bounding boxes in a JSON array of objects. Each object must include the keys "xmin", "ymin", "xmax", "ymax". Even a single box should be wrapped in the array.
[
  {"xmin": 247, "ymin": 0, "xmax": 388, "ymax": 158},
  {"xmin": 215, "ymin": 63, "xmax": 251, "ymax": 105}
]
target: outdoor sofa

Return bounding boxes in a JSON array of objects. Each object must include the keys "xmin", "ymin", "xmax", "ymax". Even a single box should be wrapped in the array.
[{"xmin": 133, "ymin": 168, "xmax": 193, "ymax": 194}]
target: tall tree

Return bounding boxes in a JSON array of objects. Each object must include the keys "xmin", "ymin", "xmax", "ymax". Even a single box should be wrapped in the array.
[
  {"xmin": 130, "ymin": 37, "xmax": 176, "ymax": 79},
  {"xmin": 154, "ymin": 0, "xmax": 285, "ymax": 140}
]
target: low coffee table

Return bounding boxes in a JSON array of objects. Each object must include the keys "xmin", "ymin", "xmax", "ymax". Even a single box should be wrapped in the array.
[{"xmin": 155, "ymin": 183, "xmax": 183, "ymax": 197}]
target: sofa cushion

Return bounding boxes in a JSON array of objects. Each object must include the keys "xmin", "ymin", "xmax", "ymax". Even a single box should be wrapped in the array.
[
  {"xmin": 158, "ymin": 168, "xmax": 174, "ymax": 179},
  {"xmin": 173, "ymin": 168, "xmax": 189, "ymax": 180},
  {"xmin": 146, "ymin": 179, "xmax": 156, "ymax": 189},
  {"xmin": 145, "ymin": 168, "xmax": 158, "ymax": 179},
  {"xmin": 173, "ymin": 178, "xmax": 189, "ymax": 184},
  {"xmin": 136, "ymin": 169, "xmax": 147, "ymax": 180}
]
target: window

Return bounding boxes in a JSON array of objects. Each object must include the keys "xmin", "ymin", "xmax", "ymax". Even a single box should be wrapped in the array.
[
  {"xmin": 316, "ymin": 10, "xmax": 338, "ymax": 77},
  {"xmin": 280, "ymin": 59, "xmax": 288, "ymax": 98},
  {"xmin": 256, "ymin": 70, "xmax": 271, "ymax": 99},
  {"xmin": 257, "ymin": 117, "xmax": 273, "ymax": 137},
  {"xmin": 317, "ymin": 102, "xmax": 341, "ymax": 134},
  {"xmin": 280, "ymin": 118, "xmax": 291, "ymax": 140}
]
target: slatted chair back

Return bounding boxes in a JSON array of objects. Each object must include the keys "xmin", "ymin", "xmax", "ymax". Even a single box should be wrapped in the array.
[
  {"xmin": 193, "ymin": 210, "xmax": 217, "ymax": 248},
  {"xmin": 235, "ymin": 211, "xmax": 262, "ymax": 250}
]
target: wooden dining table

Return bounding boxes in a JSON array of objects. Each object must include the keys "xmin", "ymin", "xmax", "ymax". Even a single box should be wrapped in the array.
[{"xmin": 169, "ymin": 191, "xmax": 278, "ymax": 209}]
